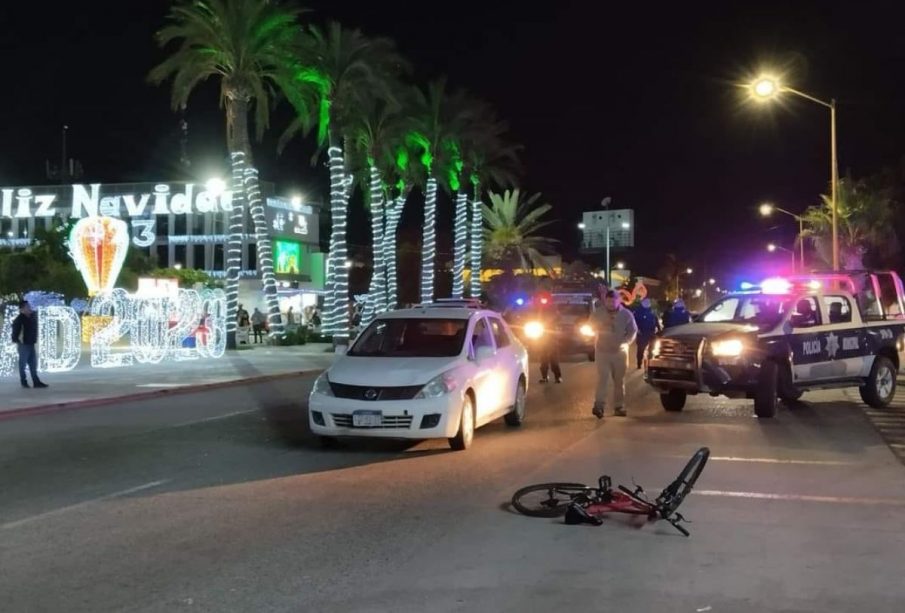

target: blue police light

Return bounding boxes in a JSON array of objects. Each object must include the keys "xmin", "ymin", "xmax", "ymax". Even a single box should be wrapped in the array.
[
  {"xmin": 515, "ymin": 297, "xmax": 525, "ymax": 306},
  {"xmin": 739, "ymin": 282, "xmax": 755, "ymax": 291}
]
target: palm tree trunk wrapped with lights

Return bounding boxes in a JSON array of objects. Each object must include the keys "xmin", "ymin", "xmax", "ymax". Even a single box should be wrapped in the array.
[
  {"xmin": 469, "ymin": 180, "xmax": 483, "ymax": 298},
  {"xmin": 244, "ymin": 166, "xmax": 283, "ymax": 335},
  {"xmin": 325, "ymin": 137, "xmax": 350, "ymax": 337},
  {"xmin": 421, "ymin": 176, "xmax": 438, "ymax": 304},
  {"xmin": 361, "ymin": 163, "xmax": 386, "ymax": 326},
  {"xmin": 225, "ymin": 134, "xmax": 247, "ymax": 348},
  {"xmin": 452, "ymin": 190, "xmax": 468, "ymax": 299},
  {"xmin": 384, "ymin": 188, "xmax": 408, "ymax": 309}
]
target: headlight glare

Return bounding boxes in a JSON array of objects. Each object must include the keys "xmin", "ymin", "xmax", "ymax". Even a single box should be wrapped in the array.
[
  {"xmin": 524, "ymin": 321, "xmax": 544, "ymax": 339},
  {"xmin": 711, "ymin": 339, "xmax": 744, "ymax": 357},
  {"xmin": 651, "ymin": 339, "xmax": 662, "ymax": 357},
  {"xmin": 579, "ymin": 323, "xmax": 594, "ymax": 337}
]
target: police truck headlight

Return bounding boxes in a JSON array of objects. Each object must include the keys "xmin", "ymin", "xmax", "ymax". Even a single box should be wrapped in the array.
[
  {"xmin": 711, "ymin": 339, "xmax": 744, "ymax": 357},
  {"xmin": 579, "ymin": 323, "xmax": 594, "ymax": 338},
  {"xmin": 524, "ymin": 321, "xmax": 544, "ymax": 339},
  {"xmin": 651, "ymin": 339, "xmax": 662, "ymax": 357}
]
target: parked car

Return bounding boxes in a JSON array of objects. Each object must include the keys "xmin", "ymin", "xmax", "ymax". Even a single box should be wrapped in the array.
[{"xmin": 309, "ymin": 303, "xmax": 530, "ymax": 450}]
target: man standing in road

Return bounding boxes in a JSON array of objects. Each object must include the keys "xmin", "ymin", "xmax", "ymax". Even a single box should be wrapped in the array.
[
  {"xmin": 11, "ymin": 300, "xmax": 48, "ymax": 389},
  {"xmin": 535, "ymin": 299, "xmax": 562, "ymax": 384},
  {"xmin": 589, "ymin": 290, "xmax": 637, "ymax": 418},
  {"xmin": 632, "ymin": 297, "xmax": 661, "ymax": 369}
]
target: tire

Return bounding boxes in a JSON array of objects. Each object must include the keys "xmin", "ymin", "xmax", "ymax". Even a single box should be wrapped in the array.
[
  {"xmin": 504, "ymin": 378, "xmax": 527, "ymax": 427},
  {"xmin": 449, "ymin": 394, "xmax": 476, "ymax": 450},
  {"xmin": 588, "ymin": 350, "xmax": 596, "ymax": 362},
  {"xmin": 859, "ymin": 356, "xmax": 897, "ymax": 408},
  {"xmin": 754, "ymin": 360, "xmax": 779, "ymax": 418},
  {"xmin": 656, "ymin": 447, "xmax": 710, "ymax": 516},
  {"xmin": 511, "ymin": 482, "xmax": 590, "ymax": 517},
  {"xmin": 660, "ymin": 390, "xmax": 687, "ymax": 412},
  {"xmin": 778, "ymin": 362, "xmax": 802, "ymax": 403}
]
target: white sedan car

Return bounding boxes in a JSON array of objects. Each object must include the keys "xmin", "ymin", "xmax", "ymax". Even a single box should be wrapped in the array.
[{"xmin": 309, "ymin": 305, "xmax": 529, "ymax": 450}]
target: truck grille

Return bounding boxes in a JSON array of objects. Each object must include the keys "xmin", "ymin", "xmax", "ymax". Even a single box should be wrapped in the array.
[
  {"xmin": 329, "ymin": 383, "xmax": 423, "ymax": 401},
  {"xmin": 659, "ymin": 338, "xmax": 698, "ymax": 361},
  {"xmin": 331, "ymin": 414, "xmax": 414, "ymax": 429}
]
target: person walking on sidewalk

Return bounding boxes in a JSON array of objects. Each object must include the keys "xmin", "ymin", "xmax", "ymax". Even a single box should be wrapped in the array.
[
  {"xmin": 11, "ymin": 300, "xmax": 48, "ymax": 389},
  {"xmin": 589, "ymin": 289, "xmax": 637, "ymax": 418},
  {"xmin": 632, "ymin": 297, "xmax": 661, "ymax": 369},
  {"xmin": 251, "ymin": 308, "xmax": 266, "ymax": 343}
]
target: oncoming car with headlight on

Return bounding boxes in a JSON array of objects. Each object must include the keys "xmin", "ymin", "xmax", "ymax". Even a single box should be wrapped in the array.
[
  {"xmin": 644, "ymin": 272, "xmax": 905, "ymax": 418},
  {"xmin": 309, "ymin": 304, "xmax": 529, "ymax": 450},
  {"xmin": 513, "ymin": 292, "xmax": 597, "ymax": 361}
]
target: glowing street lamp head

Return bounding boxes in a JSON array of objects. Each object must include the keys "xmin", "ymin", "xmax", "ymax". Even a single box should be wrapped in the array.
[
  {"xmin": 291, "ymin": 195, "xmax": 303, "ymax": 207},
  {"xmin": 709, "ymin": 278, "xmax": 716, "ymax": 285},
  {"xmin": 616, "ymin": 262, "xmax": 625, "ymax": 270},
  {"xmin": 751, "ymin": 76, "xmax": 779, "ymax": 100},
  {"xmin": 205, "ymin": 177, "xmax": 226, "ymax": 197},
  {"xmin": 686, "ymin": 267, "xmax": 693, "ymax": 275},
  {"xmin": 759, "ymin": 202, "xmax": 774, "ymax": 217},
  {"xmin": 767, "ymin": 243, "xmax": 778, "ymax": 252},
  {"xmin": 621, "ymin": 221, "xmax": 631, "ymax": 229},
  {"xmin": 577, "ymin": 222, "xmax": 586, "ymax": 230}
]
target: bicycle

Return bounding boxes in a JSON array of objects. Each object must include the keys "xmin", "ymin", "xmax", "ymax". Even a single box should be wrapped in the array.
[{"xmin": 511, "ymin": 447, "xmax": 710, "ymax": 537}]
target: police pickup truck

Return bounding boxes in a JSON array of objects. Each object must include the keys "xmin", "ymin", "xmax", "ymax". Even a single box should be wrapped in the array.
[{"xmin": 644, "ymin": 272, "xmax": 905, "ymax": 418}]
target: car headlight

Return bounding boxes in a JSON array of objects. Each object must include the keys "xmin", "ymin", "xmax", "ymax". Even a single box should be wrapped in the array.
[
  {"xmin": 651, "ymin": 339, "xmax": 662, "ymax": 357},
  {"xmin": 711, "ymin": 339, "xmax": 744, "ymax": 357},
  {"xmin": 579, "ymin": 323, "xmax": 595, "ymax": 338},
  {"xmin": 415, "ymin": 370, "xmax": 459, "ymax": 399},
  {"xmin": 312, "ymin": 372, "xmax": 334, "ymax": 396},
  {"xmin": 524, "ymin": 321, "xmax": 544, "ymax": 339}
]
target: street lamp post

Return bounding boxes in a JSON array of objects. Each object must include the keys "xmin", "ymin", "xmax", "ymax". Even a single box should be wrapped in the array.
[
  {"xmin": 750, "ymin": 76, "xmax": 839, "ymax": 270},
  {"xmin": 760, "ymin": 202, "xmax": 805, "ymax": 272},
  {"xmin": 767, "ymin": 243, "xmax": 795, "ymax": 271},
  {"xmin": 676, "ymin": 267, "xmax": 693, "ymax": 298}
]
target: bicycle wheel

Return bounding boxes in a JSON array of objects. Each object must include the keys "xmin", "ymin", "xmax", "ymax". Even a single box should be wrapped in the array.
[
  {"xmin": 511, "ymin": 482, "xmax": 590, "ymax": 517},
  {"xmin": 656, "ymin": 447, "xmax": 710, "ymax": 515}
]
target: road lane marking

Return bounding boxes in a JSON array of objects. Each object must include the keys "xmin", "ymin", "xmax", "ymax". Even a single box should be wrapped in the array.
[
  {"xmin": 694, "ymin": 489, "xmax": 905, "ymax": 506},
  {"xmin": 136, "ymin": 383, "xmax": 192, "ymax": 388},
  {"xmin": 709, "ymin": 456, "xmax": 856, "ymax": 466},
  {"xmin": 2, "ymin": 480, "xmax": 170, "ymax": 530}
]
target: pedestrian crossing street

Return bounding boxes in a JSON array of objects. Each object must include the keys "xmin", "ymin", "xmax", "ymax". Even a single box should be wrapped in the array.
[{"xmin": 848, "ymin": 381, "xmax": 905, "ymax": 465}]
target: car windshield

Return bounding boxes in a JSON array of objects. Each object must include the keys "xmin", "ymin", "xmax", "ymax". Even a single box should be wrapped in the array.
[
  {"xmin": 700, "ymin": 295, "xmax": 792, "ymax": 326},
  {"xmin": 556, "ymin": 303, "xmax": 590, "ymax": 317},
  {"xmin": 347, "ymin": 318, "xmax": 468, "ymax": 358}
]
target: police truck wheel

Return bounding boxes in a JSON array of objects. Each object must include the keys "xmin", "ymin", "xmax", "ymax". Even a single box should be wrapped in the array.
[
  {"xmin": 588, "ymin": 350, "xmax": 596, "ymax": 362},
  {"xmin": 859, "ymin": 356, "xmax": 897, "ymax": 408},
  {"xmin": 754, "ymin": 360, "xmax": 779, "ymax": 418},
  {"xmin": 778, "ymin": 364, "xmax": 803, "ymax": 403},
  {"xmin": 660, "ymin": 390, "xmax": 687, "ymax": 412}
]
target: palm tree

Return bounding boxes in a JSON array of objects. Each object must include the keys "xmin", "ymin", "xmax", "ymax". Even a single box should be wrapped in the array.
[
  {"xmin": 409, "ymin": 79, "xmax": 474, "ymax": 303},
  {"xmin": 149, "ymin": 0, "xmax": 303, "ymax": 348},
  {"xmin": 483, "ymin": 189, "xmax": 557, "ymax": 275},
  {"xmin": 281, "ymin": 22, "xmax": 405, "ymax": 338},
  {"xmin": 801, "ymin": 175, "xmax": 900, "ymax": 270},
  {"xmin": 461, "ymin": 110, "xmax": 520, "ymax": 298}
]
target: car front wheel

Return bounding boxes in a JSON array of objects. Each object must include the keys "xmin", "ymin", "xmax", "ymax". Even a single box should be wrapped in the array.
[
  {"xmin": 449, "ymin": 394, "xmax": 476, "ymax": 450},
  {"xmin": 505, "ymin": 378, "xmax": 527, "ymax": 426}
]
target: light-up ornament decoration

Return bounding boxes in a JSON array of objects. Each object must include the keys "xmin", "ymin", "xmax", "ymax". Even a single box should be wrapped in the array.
[
  {"xmin": 130, "ymin": 296, "xmax": 170, "ymax": 364},
  {"xmin": 469, "ymin": 178, "xmax": 483, "ymax": 299},
  {"xmin": 68, "ymin": 216, "xmax": 130, "ymax": 296},
  {"xmin": 88, "ymin": 288, "xmax": 133, "ymax": 368},
  {"xmin": 197, "ymin": 288, "xmax": 227, "ymax": 358},
  {"xmin": 168, "ymin": 288, "xmax": 202, "ymax": 361},
  {"xmin": 0, "ymin": 305, "xmax": 19, "ymax": 376},
  {"xmin": 38, "ymin": 306, "xmax": 81, "ymax": 372}
]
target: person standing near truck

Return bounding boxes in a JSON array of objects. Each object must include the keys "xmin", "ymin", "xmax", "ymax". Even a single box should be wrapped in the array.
[{"xmin": 589, "ymin": 289, "xmax": 638, "ymax": 417}]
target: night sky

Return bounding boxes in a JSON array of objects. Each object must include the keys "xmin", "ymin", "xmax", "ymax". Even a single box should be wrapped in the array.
[{"xmin": 3, "ymin": 1, "xmax": 905, "ymax": 285}]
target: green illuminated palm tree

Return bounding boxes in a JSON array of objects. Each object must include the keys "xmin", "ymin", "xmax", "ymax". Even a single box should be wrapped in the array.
[
  {"xmin": 801, "ymin": 176, "xmax": 900, "ymax": 270},
  {"xmin": 409, "ymin": 79, "xmax": 475, "ymax": 303},
  {"xmin": 460, "ymin": 106, "xmax": 520, "ymax": 297},
  {"xmin": 483, "ymin": 189, "xmax": 556, "ymax": 275},
  {"xmin": 149, "ymin": 0, "xmax": 303, "ymax": 347},
  {"xmin": 280, "ymin": 22, "xmax": 406, "ymax": 337}
]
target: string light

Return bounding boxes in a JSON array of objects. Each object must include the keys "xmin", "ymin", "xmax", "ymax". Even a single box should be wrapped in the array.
[
  {"xmin": 452, "ymin": 191, "xmax": 468, "ymax": 299},
  {"xmin": 130, "ymin": 296, "xmax": 169, "ymax": 364},
  {"xmin": 197, "ymin": 288, "xmax": 227, "ymax": 358},
  {"xmin": 421, "ymin": 177, "xmax": 438, "ymax": 303},
  {"xmin": 324, "ymin": 144, "xmax": 350, "ymax": 336},
  {"xmin": 245, "ymin": 166, "xmax": 284, "ymax": 336},
  {"xmin": 225, "ymin": 151, "xmax": 247, "ymax": 341},
  {"xmin": 362, "ymin": 164, "xmax": 385, "ymax": 327},
  {"xmin": 169, "ymin": 288, "xmax": 201, "ymax": 360},
  {"xmin": 37, "ymin": 306, "xmax": 81, "ymax": 372},
  {"xmin": 0, "ymin": 305, "xmax": 19, "ymax": 376},
  {"xmin": 68, "ymin": 216, "xmax": 129, "ymax": 296},
  {"xmin": 89, "ymin": 289, "xmax": 133, "ymax": 368},
  {"xmin": 469, "ymin": 182, "xmax": 483, "ymax": 299},
  {"xmin": 384, "ymin": 189, "xmax": 407, "ymax": 310}
]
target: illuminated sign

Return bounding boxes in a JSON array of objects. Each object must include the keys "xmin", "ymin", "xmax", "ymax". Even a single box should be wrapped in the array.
[
  {"xmin": 266, "ymin": 197, "xmax": 318, "ymax": 244},
  {"xmin": 274, "ymin": 240, "xmax": 302, "ymax": 275}
]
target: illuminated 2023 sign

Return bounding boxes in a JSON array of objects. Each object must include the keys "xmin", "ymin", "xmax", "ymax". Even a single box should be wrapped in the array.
[{"xmin": 0, "ymin": 288, "xmax": 227, "ymax": 375}]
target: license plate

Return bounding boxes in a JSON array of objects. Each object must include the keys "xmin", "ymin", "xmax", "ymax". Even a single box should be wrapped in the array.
[
  {"xmin": 656, "ymin": 360, "xmax": 693, "ymax": 370},
  {"xmin": 352, "ymin": 411, "xmax": 382, "ymax": 427}
]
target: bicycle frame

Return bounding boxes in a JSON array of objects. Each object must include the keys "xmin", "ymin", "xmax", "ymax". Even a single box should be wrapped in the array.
[{"xmin": 584, "ymin": 477, "xmax": 657, "ymax": 519}]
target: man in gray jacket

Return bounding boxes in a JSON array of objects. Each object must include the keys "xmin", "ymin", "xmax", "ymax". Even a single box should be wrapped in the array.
[{"xmin": 589, "ymin": 289, "xmax": 638, "ymax": 418}]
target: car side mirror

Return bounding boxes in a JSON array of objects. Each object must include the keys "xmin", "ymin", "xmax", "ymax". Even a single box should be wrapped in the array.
[{"xmin": 474, "ymin": 345, "xmax": 495, "ymax": 362}]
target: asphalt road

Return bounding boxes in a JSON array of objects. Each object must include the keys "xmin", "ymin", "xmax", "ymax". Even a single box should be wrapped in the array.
[{"xmin": 2, "ymin": 357, "xmax": 905, "ymax": 612}]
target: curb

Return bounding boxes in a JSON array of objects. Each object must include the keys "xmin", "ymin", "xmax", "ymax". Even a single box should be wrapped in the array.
[{"xmin": 0, "ymin": 369, "xmax": 323, "ymax": 422}]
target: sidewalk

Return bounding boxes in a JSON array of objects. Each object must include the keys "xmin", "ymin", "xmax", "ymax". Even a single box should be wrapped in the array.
[{"xmin": 0, "ymin": 344, "xmax": 336, "ymax": 418}]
